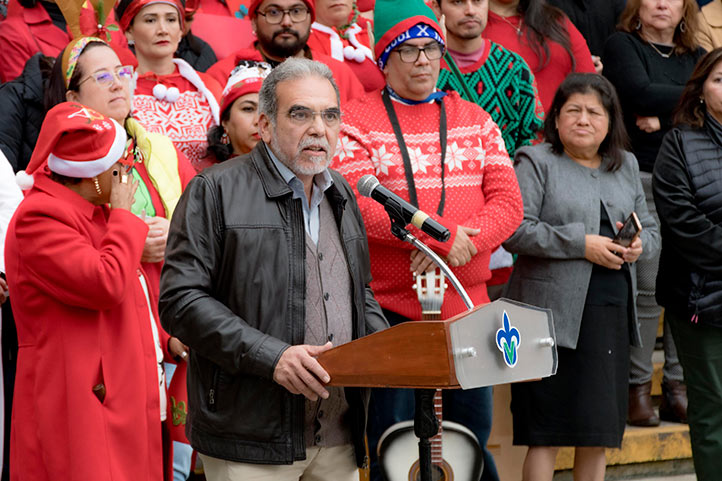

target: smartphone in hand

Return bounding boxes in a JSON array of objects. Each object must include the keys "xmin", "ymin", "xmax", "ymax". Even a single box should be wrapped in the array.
[{"xmin": 613, "ymin": 212, "xmax": 642, "ymax": 248}]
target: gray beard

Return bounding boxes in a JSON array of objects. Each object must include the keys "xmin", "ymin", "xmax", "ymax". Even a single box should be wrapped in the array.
[{"xmin": 269, "ymin": 134, "xmax": 331, "ymax": 177}]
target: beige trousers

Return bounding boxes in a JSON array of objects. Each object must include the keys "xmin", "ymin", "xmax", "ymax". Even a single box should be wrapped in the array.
[{"xmin": 199, "ymin": 444, "xmax": 357, "ymax": 481}]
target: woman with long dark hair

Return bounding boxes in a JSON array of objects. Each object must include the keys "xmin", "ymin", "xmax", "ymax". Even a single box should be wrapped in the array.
[
  {"xmin": 484, "ymin": 0, "xmax": 596, "ymax": 111},
  {"xmin": 653, "ymin": 47, "xmax": 722, "ymax": 481},
  {"xmin": 504, "ymin": 73, "xmax": 659, "ymax": 481},
  {"xmin": 206, "ymin": 60, "xmax": 271, "ymax": 162}
]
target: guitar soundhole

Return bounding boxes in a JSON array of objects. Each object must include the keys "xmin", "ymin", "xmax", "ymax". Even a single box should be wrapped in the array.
[{"xmin": 408, "ymin": 460, "xmax": 454, "ymax": 481}]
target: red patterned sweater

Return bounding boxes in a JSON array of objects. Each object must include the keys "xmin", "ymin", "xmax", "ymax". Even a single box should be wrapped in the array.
[
  {"xmin": 133, "ymin": 60, "xmax": 222, "ymax": 172},
  {"xmin": 332, "ymin": 90, "xmax": 523, "ymax": 320}
]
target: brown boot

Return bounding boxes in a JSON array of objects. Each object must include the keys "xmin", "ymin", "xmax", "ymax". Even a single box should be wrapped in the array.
[
  {"xmin": 659, "ymin": 380, "xmax": 688, "ymax": 423},
  {"xmin": 628, "ymin": 382, "xmax": 660, "ymax": 426}
]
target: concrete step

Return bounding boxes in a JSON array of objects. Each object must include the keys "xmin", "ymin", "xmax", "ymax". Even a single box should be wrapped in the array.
[
  {"xmin": 554, "ymin": 422, "xmax": 691, "ymax": 471},
  {"xmin": 554, "ymin": 460, "xmax": 695, "ymax": 480}
]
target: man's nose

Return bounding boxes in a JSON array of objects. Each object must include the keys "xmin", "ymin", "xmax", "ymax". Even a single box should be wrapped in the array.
[
  {"xmin": 280, "ymin": 11, "xmax": 294, "ymax": 27},
  {"xmin": 307, "ymin": 112, "xmax": 326, "ymax": 134},
  {"xmin": 416, "ymin": 49, "xmax": 431, "ymax": 65}
]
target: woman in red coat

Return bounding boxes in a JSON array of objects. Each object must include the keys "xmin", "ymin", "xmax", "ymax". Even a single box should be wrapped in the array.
[
  {"xmin": 42, "ymin": 35, "xmax": 194, "ymax": 478},
  {"xmin": 5, "ymin": 102, "xmax": 165, "ymax": 481}
]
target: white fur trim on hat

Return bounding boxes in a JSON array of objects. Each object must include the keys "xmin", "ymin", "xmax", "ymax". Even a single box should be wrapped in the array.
[
  {"xmin": 16, "ymin": 170, "xmax": 34, "ymax": 190},
  {"xmin": 47, "ymin": 118, "xmax": 127, "ymax": 178}
]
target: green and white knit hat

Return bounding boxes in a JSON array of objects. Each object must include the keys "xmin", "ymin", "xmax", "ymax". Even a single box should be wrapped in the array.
[{"xmin": 373, "ymin": 0, "xmax": 445, "ymax": 69}]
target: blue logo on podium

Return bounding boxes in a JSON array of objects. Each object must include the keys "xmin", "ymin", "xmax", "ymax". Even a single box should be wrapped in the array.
[{"xmin": 496, "ymin": 310, "xmax": 521, "ymax": 368}]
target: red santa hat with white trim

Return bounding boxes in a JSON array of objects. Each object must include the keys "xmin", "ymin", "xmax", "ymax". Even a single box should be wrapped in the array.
[{"xmin": 16, "ymin": 102, "xmax": 127, "ymax": 190}]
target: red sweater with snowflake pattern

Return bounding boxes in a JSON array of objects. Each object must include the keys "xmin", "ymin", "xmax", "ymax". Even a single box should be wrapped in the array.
[{"xmin": 332, "ymin": 90, "xmax": 523, "ymax": 320}]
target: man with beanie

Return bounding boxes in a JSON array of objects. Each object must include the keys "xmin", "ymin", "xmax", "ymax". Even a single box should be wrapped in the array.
[
  {"xmin": 431, "ymin": 0, "xmax": 544, "ymax": 296},
  {"xmin": 206, "ymin": 0, "xmax": 364, "ymax": 103},
  {"xmin": 330, "ymin": 1, "xmax": 523, "ymax": 480},
  {"xmin": 159, "ymin": 57, "xmax": 388, "ymax": 481}
]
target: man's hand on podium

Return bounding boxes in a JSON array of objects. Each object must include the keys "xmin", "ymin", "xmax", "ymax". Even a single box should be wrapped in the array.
[{"xmin": 273, "ymin": 342, "xmax": 334, "ymax": 401}]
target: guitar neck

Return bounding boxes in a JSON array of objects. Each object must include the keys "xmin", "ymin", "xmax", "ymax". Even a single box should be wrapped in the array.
[
  {"xmin": 421, "ymin": 311, "xmax": 444, "ymax": 463},
  {"xmin": 431, "ymin": 388, "xmax": 444, "ymax": 466},
  {"xmin": 427, "ymin": 309, "xmax": 444, "ymax": 466},
  {"xmin": 414, "ymin": 269, "xmax": 447, "ymax": 467}
]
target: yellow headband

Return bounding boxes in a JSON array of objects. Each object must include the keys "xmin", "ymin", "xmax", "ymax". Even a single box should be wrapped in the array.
[{"xmin": 61, "ymin": 36, "xmax": 108, "ymax": 89}]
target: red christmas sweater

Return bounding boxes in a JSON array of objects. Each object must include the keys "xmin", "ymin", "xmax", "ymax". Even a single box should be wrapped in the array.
[
  {"xmin": 133, "ymin": 60, "xmax": 222, "ymax": 172},
  {"xmin": 332, "ymin": 90, "xmax": 523, "ymax": 320}
]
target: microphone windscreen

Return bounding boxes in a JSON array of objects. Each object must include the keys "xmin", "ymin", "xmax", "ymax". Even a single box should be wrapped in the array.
[{"xmin": 357, "ymin": 174, "xmax": 379, "ymax": 197}]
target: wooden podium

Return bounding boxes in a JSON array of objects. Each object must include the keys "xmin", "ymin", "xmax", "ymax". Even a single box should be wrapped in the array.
[{"xmin": 318, "ymin": 298, "xmax": 558, "ymax": 390}]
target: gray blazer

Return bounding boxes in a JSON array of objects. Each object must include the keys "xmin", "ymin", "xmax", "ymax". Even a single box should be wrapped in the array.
[{"xmin": 503, "ymin": 144, "xmax": 660, "ymax": 349}]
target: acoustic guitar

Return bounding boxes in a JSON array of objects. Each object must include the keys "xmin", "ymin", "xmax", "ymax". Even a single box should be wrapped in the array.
[{"xmin": 377, "ymin": 270, "xmax": 484, "ymax": 481}]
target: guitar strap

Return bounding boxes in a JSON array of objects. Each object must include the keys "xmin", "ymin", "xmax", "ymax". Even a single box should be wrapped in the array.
[{"xmin": 381, "ymin": 88, "xmax": 448, "ymax": 216}]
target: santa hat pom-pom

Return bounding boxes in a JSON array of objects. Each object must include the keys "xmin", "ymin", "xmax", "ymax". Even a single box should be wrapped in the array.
[
  {"xmin": 353, "ymin": 49, "xmax": 365, "ymax": 63},
  {"xmin": 166, "ymin": 87, "xmax": 180, "ymax": 103},
  {"xmin": 16, "ymin": 170, "xmax": 34, "ymax": 190},
  {"xmin": 152, "ymin": 83, "xmax": 168, "ymax": 101}
]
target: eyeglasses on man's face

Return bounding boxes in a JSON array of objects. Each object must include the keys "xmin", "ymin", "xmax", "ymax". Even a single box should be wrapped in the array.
[
  {"xmin": 78, "ymin": 65, "xmax": 134, "ymax": 88},
  {"xmin": 257, "ymin": 5, "xmax": 309, "ymax": 24},
  {"xmin": 394, "ymin": 42, "xmax": 445, "ymax": 63},
  {"xmin": 286, "ymin": 106, "xmax": 342, "ymax": 127}
]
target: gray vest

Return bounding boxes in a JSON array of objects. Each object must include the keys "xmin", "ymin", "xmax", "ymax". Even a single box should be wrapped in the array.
[{"xmin": 303, "ymin": 196, "xmax": 353, "ymax": 447}]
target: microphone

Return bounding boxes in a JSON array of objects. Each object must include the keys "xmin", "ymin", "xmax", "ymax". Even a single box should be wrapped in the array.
[{"xmin": 357, "ymin": 174, "xmax": 451, "ymax": 242}]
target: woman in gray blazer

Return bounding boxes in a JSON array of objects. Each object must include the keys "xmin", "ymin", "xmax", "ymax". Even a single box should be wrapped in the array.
[{"xmin": 503, "ymin": 73, "xmax": 660, "ymax": 481}]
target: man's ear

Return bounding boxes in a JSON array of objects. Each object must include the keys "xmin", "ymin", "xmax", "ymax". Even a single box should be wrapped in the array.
[
  {"xmin": 431, "ymin": 0, "xmax": 442, "ymax": 19},
  {"xmin": 258, "ymin": 113, "xmax": 273, "ymax": 143}
]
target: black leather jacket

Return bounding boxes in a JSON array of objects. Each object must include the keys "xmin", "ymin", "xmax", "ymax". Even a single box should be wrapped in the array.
[
  {"xmin": 159, "ymin": 142, "xmax": 387, "ymax": 466},
  {"xmin": 654, "ymin": 115, "xmax": 722, "ymax": 326}
]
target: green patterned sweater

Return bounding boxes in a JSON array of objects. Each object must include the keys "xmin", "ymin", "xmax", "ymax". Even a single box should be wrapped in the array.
[{"xmin": 438, "ymin": 41, "xmax": 545, "ymax": 158}]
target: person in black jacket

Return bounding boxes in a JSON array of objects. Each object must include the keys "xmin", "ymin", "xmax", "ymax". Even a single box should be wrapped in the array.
[
  {"xmin": 0, "ymin": 53, "xmax": 53, "ymax": 173},
  {"xmin": 653, "ymin": 47, "xmax": 722, "ymax": 481},
  {"xmin": 547, "ymin": 0, "xmax": 625, "ymax": 57},
  {"xmin": 603, "ymin": 0, "xmax": 704, "ymax": 427},
  {"xmin": 175, "ymin": 32, "xmax": 217, "ymax": 72},
  {"xmin": 0, "ymin": 51, "xmax": 52, "ymax": 479},
  {"xmin": 175, "ymin": 0, "xmax": 217, "ymax": 72},
  {"xmin": 159, "ymin": 57, "xmax": 387, "ymax": 481}
]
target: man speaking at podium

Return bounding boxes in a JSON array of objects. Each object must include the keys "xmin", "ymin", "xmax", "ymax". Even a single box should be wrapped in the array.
[
  {"xmin": 330, "ymin": 0, "xmax": 523, "ymax": 479},
  {"xmin": 159, "ymin": 57, "xmax": 388, "ymax": 481}
]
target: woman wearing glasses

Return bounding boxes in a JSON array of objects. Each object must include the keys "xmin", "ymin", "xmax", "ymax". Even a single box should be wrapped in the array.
[
  {"xmin": 7, "ymin": 102, "xmax": 165, "ymax": 481},
  {"xmin": 115, "ymin": 0, "xmax": 222, "ymax": 172},
  {"xmin": 46, "ymin": 36, "xmax": 197, "ymax": 303}
]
